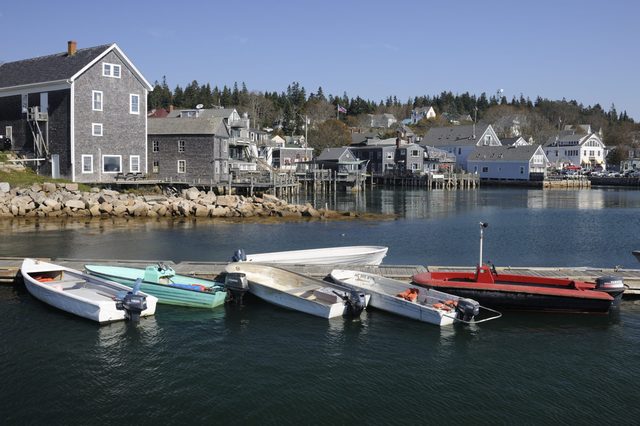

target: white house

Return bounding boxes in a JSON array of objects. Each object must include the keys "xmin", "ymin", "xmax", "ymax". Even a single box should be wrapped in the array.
[
  {"xmin": 411, "ymin": 106, "xmax": 436, "ymax": 123},
  {"xmin": 467, "ymin": 145, "xmax": 549, "ymax": 180},
  {"xmin": 543, "ymin": 131, "xmax": 606, "ymax": 170},
  {"xmin": 422, "ymin": 123, "xmax": 501, "ymax": 171}
]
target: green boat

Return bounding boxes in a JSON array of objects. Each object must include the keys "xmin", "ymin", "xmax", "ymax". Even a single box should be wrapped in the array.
[{"xmin": 84, "ymin": 263, "xmax": 227, "ymax": 309}]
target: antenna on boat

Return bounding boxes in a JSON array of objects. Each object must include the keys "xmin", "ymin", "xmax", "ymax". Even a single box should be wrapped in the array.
[{"xmin": 479, "ymin": 222, "xmax": 488, "ymax": 267}]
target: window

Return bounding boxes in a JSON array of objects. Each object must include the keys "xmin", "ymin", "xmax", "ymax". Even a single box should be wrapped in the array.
[
  {"xmin": 222, "ymin": 140, "xmax": 228, "ymax": 154},
  {"xmin": 458, "ymin": 148, "xmax": 462, "ymax": 155},
  {"xmin": 178, "ymin": 140, "xmax": 185, "ymax": 153},
  {"xmin": 152, "ymin": 140, "xmax": 159, "ymax": 152},
  {"xmin": 130, "ymin": 155, "xmax": 140, "ymax": 173},
  {"xmin": 92, "ymin": 123, "xmax": 103, "ymax": 136},
  {"xmin": 103, "ymin": 155, "xmax": 122, "ymax": 173},
  {"xmin": 520, "ymin": 166, "xmax": 525, "ymax": 174},
  {"xmin": 5, "ymin": 126, "xmax": 12, "ymax": 140},
  {"xmin": 411, "ymin": 163, "xmax": 418, "ymax": 170},
  {"xmin": 484, "ymin": 135, "xmax": 492, "ymax": 145},
  {"xmin": 152, "ymin": 161, "xmax": 159, "ymax": 173},
  {"xmin": 92, "ymin": 91, "xmax": 103, "ymax": 111},
  {"xmin": 130, "ymin": 94, "xmax": 140, "ymax": 114},
  {"xmin": 81, "ymin": 155, "xmax": 93, "ymax": 173},
  {"xmin": 177, "ymin": 160, "xmax": 186, "ymax": 173},
  {"xmin": 482, "ymin": 166, "xmax": 489, "ymax": 173},
  {"xmin": 411, "ymin": 150, "xmax": 419, "ymax": 157},
  {"xmin": 386, "ymin": 152, "xmax": 393, "ymax": 160},
  {"xmin": 102, "ymin": 63, "xmax": 121, "ymax": 78}
]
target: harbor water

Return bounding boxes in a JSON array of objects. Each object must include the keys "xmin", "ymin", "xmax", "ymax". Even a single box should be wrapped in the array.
[{"xmin": 1, "ymin": 187, "xmax": 640, "ymax": 424}]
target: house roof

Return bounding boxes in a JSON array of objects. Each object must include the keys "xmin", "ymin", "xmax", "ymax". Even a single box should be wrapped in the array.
[
  {"xmin": 316, "ymin": 147, "xmax": 358, "ymax": 162},
  {"xmin": 148, "ymin": 116, "xmax": 228, "ymax": 136},
  {"xmin": 0, "ymin": 43, "xmax": 152, "ymax": 90},
  {"xmin": 467, "ymin": 145, "xmax": 543, "ymax": 162},
  {"xmin": 166, "ymin": 108, "xmax": 237, "ymax": 119},
  {"xmin": 423, "ymin": 124, "xmax": 491, "ymax": 146}
]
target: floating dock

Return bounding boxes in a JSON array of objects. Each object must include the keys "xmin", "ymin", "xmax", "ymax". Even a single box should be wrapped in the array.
[{"xmin": 1, "ymin": 257, "xmax": 639, "ymax": 296}]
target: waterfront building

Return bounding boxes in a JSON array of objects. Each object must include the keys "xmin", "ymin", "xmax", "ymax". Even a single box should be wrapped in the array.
[
  {"xmin": 423, "ymin": 124, "xmax": 502, "ymax": 171},
  {"xmin": 467, "ymin": 144, "xmax": 549, "ymax": 181},
  {"xmin": 501, "ymin": 137, "xmax": 531, "ymax": 147},
  {"xmin": 543, "ymin": 126, "xmax": 606, "ymax": 170},
  {"xmin": 0, "ymin": 41, "xmax": 153, "ymax": 182},
  {"xmin": 147, "ymin": 109, "xmax": 230, "ymax": 184}
]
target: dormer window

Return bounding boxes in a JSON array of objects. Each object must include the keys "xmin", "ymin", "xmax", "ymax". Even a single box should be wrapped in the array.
[{"xmin": 103, "ymin": 63, "xmax": 121, "ymax": 78}]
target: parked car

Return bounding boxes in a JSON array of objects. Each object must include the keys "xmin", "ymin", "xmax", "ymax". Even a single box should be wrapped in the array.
[{"xmin": 1, "ymin": 137, "xmax": 11, "ymax": 151}]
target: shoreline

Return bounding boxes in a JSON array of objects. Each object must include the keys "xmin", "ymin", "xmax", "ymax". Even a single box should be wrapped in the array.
[{"xmin": 0, "ymin": 182, "xmax": 394, "ymax": 222}]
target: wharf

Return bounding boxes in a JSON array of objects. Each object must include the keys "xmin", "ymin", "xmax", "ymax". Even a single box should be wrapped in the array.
[{"xmin": 1, "ymin": 257, "xmax": 639, "ymax": 296}]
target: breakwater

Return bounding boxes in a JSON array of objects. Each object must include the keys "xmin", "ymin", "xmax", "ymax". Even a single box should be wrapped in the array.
[{"xmin": 0, "ymin": 182, "xmax": 348, "ymax": 219}]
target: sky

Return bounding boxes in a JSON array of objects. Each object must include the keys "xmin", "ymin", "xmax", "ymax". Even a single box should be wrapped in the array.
[{"xmin": 2, "ymin": 0, "xmax": 639, "ymax": 120}]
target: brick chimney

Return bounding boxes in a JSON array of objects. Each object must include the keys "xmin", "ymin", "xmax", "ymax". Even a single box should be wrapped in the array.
[{"xmin": 67, "ymin": 40, "xmax": 77, "ymax": 56}]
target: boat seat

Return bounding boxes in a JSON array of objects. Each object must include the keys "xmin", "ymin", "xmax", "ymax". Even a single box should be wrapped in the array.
[{"xmin": 286, "ymin": 284, "xmax": 319, "ymax": 295}]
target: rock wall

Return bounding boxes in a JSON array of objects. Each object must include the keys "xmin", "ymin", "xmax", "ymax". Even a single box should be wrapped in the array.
[{"xmin": 0, "ymin": 183, "xmax": 343, "ymax": 219}]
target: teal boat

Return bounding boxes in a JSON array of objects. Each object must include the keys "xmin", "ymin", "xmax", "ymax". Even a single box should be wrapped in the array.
[{"xmin": 84, "ymin": 264, "xmax": 227, "ymax": 309}]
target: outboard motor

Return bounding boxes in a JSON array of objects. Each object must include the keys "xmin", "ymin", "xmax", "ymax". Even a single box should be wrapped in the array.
[
  {"xmin": 225, "ymin": 272, "xmax": 249, "ymax": 305},
  {"xmin": 455, "ymin": 298, "xmax": 480, "ymax": 322},
  {"xmin": 231, "ymin": 249, "xmax": 247, "ymax": 262},
  {"xmin": 115, "ymin": 279, "xmax": 147, "ymax": 322},
  {"xmin": 334, "ymin": 289, "xmax": 367, "ymax": 318},
  {"xmin": 595, "ymin": 276, "xmax": 625, "ymax": 308}
]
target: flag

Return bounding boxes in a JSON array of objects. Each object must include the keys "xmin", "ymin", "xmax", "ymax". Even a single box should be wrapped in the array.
[{"xmin": 337, "ymin": 105, "xmax": 347, "ymax": 114}]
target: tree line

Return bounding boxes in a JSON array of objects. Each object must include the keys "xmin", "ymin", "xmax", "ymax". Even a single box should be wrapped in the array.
[{"xmin": 148, "ymin": 77, "xmax": 639, "ymax": 159}]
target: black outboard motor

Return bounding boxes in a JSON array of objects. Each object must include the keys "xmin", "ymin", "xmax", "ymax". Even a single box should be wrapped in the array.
[
  {"xmin": 115, "ymin": 279, "xmax": 147, "ymax": 322},
  {"xmin": 225, "ymin": 272, "xmax": 249, "ymax": 305},
  {"xmin": 231, "ymin": 249, "xmax": 247, "ymax": 262},
  {"xmin": 455, "ymin": 298, "xmax": 480, "ymax": 322},
  {"xmin": 595, "ymin": 276, "xmax": 625, "ymax": 308},
  {"xmin": 334, "ymin": 289, "xmax": 367, "ymax": 318}
]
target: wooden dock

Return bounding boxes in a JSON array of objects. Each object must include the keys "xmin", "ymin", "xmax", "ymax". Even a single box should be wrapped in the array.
[{"xmin": 1, "ymin": 257, "xmax": 639, "ymax": 296}]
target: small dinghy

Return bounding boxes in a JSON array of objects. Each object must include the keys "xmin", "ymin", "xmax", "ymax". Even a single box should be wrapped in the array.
[
  {"xmin": 224, "ymin": 263, "xmax": 370, "ymax": 319},
  {"xmin": 231, "ymin": 245, "xmax": 388, "ymax": 265},
  {"xmin": 21, "ymin": 258, "xmax": 157, "ymax": 323},
  {"xmin": 330, "ymin": 269, "xmax": 501, "ymax": 326},
  {"xmin": 85, "ymin": 263, "xmax": 227, "ymax": 309}
]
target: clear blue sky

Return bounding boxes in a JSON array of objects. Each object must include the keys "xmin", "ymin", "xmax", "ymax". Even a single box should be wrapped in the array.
[{"xmin": 2, "ymin": 0, "xmax": 639, "ymax": 120}]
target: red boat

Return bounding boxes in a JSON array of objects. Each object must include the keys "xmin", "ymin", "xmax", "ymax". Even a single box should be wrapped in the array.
[{"xmin": 412, "ymin": 223, "xmax": 625, "ymax": 313}]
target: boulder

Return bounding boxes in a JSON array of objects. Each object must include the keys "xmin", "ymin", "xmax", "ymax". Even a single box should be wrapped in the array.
[
  {"xmin": 65, "ymin": 199, "xmax": 86, "ymax": 210},
  {"xmin": 42, "ymin": 182, "xmax": 57, "ymax": 193},
  {"xmin": 185, "ymin": 187, "xmax": 201, "ymax": 201},
  {"xmin": 0, "ymin": 182, "xmax": 10, "ymax": 193},
  {"xmin": 194, "ymin": 205, "xmax": 209, "ymax": 217},
  {"xmin": 215, "ymin": 195, "xmax": 239, "ymax": 208},
  {"xmin": 65, "ymin": 183, "xmax": 79, "ymax": 192}
]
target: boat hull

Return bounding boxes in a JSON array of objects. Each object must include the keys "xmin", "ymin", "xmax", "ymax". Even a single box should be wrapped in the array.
[
  {"xmin": 412, "ymin": 269, "xmax": 618, "ymax": 313},
  {"xmin": 21, "ymin": 259, "xmax": 157, "ymax": 324},
  {"xmin": 225, "ymin": 263, "xmax": 367, "ymax": 319},
  {"xmin": 330, "ymin": 270, "xmax": 456, "ymax": 326},
  {"xmin": 85, "ymin": 265, "xmax": 226, "ymax": 309},
  {"xmin": 243, "ymin": 246, "xmax": 388, "ymax": 265}
]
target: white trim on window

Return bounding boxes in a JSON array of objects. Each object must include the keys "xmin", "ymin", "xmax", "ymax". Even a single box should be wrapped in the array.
[
  {"xmin": 177, "ymin": 160, "xmax": 186, "ymax": 173},
  {"xmin": 81, "ymin": 155, "xmax": 93, "ymax": 173},
  {"xmin": 102, "ymin": 63, "xmax": 121, "ymax": 78},
  {"xmin": 92, "ymin": 123, "xmax": 103, "ymax": 136},
  {"xmin": 102, "ymin": 155, "xmax": 122, "ymax": 173},
  {"xmin": 178, "ymin": 140, "xmax": 185, "ymax": 153},
  {"xmin": 130, "ymin": 94, "xmax": 140, "ymax": 114},
  {"xmin": 152, "ymin": 160, "xmax": 159, "ymax": 173},
  {"xmin": 130, "ymin": 155, "xmax": 140, "ymax": 173},
  {"xmin": 92, "ymin": 90, "xmax": 103, "ymax": 111}
]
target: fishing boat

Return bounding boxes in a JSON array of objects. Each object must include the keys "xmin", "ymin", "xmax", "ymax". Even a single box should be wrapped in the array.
[
  {"xmin": 84, "ymin": 263, "xmax": 227, "ymax": 309},
  {"xmin": 21, "ymin": 258, "xmax": 157, "ymax": 323},
  {"xmin": 330, "ymin": 269, "xmax": 501, "ymax": 326},
  {"xmin": 224, "ymin": 263, "xmax": 370, "ymax": 319},
  {"xmin": 412, "ymin": 223, "xmax": 625, "ymax": 313},
  {"xmin": 231, "ymin": 245, "xmax": 388, "ymax": 265}
]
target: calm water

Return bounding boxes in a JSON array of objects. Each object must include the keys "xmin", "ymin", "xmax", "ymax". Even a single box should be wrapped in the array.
[{"xmin": 1, "ymin": 188, "xmax": 640, "ymax": 424}]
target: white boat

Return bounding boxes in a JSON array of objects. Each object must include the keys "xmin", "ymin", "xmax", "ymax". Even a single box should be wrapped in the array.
[
  {"xmin": 231, "ymin": 245, "xmax": 388, "ymax": 265},
  {"xmin": 224, "ymin": 263, "xmax": 370, "ymax": 319},
  {"xmin": 329, "ymin": 269, "xmax": 501, "ymax": 326},
  {"xmin": 21, "ymin": 258, "xmax": 157, "ymax": 324}
]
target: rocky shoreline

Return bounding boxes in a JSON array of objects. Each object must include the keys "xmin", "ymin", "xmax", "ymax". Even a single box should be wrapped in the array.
[{"xmin": 0, "ymin": 182, "xmax": 354, "ymax": 219}]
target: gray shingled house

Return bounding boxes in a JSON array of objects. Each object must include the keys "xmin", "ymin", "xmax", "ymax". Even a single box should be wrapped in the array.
[
  {"xmin": 0, "ymin": 41, "xmax": 153, "ymax": 182},
  {"xmin": 467, "ymin": 145, "xmax": 549, "ymax": 180},
  {"xmin": 422, "ymin": 124, "xmax": 501, "ymax": 171},
  {"xmin": 147, "ymin": 110, "xmax": 231, "ymax": 185}
]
